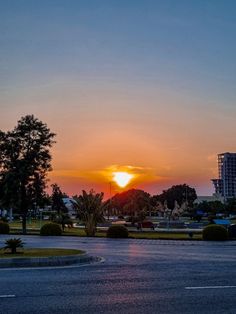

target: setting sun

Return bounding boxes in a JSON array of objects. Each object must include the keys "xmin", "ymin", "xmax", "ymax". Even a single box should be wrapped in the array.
[{"xmin": 113, "ymin": 172, "xmax": 133, "ymax": 188}]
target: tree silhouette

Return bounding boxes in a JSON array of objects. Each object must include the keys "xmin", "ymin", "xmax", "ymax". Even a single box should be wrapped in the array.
[
  {"xmin": 51, "ymin": 183, "xmax": 68, "ymax": 214},
  {"xmin": 74, "ymin": 190, "xmax": 106, "ymax": 237},
  {"xmin": 111, "ymin": 189, "xmax": 152, "ymax": 217},
  {"xmin": 0, "ymin": 115, "xmax": 55, "ymax": 234},
  {"xmin": 155, "ymin": 184, "xmax": 197, "ymax": 210}
]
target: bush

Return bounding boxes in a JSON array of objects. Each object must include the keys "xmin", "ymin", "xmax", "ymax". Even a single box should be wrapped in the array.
[
  {"xmin": 54, "ymin": 214, "xmax": 73, "ymax": 231},
  {"xmin": 0, "ymin": 217, "xmax": 8, "ymax": 223},
  {"xmin": 107, "ymin": 225, "xmax": 129, "ymax": 238},
  {"xmin": 0, "ymin": 222, "xmax": 10, "ymax": 234},
  {"xmin": 40, "ymin": 223, "xmax": 62, "ymax": 236},
  {"xmin": 202, "ymin": 224, "xmax": 228, "ymax": 241}
]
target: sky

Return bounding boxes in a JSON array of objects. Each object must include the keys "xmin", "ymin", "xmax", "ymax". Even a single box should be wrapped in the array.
[{"xmin": 1, "ymin": 0, "xmax": 236, "ymax": 198}]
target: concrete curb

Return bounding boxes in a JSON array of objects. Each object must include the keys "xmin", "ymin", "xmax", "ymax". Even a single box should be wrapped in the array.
[{"xmin": 0, "ymin": 253, "xmax": 98, "ymax": 268}]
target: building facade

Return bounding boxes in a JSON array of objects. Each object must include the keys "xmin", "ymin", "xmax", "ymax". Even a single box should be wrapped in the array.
[{"xmin": 212, "ymin": 152, "xmax": 236, "ymax": 200}]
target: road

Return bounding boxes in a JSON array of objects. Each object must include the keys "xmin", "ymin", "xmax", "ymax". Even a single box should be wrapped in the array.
[{"xmin": 0, "ymin": 235, "xmax": 236, "ymax": 314}]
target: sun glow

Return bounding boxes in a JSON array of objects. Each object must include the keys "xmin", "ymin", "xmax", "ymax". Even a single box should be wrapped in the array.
[{"xmin": 113, "ymin": 172, "xmax": 133, "ymax": 188}]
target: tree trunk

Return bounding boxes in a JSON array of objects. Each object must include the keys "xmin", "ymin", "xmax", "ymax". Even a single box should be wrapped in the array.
[
  {"xmin": 20, "ymin": 184, "xmax": 27, "ymax": 235},
  {"xmin": 85, "ymin": 218, "xmax": 96, "ymax": 237},
  {"xmin": 22, "ymin": 215, "xmax": 27, "ymax": 235},
  {"xmin": 62, "ymin": 223, "xmax": 65, "ymax": 232}
]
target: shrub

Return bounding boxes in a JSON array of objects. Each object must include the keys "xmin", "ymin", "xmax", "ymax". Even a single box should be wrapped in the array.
[
  {"xmin": 40, "ymin": 223, "xmax": 62, "ymax": 236},
  {"xmin": 0, "ymin": 222, "xmax": 10, "ymax": 234},
  {"xmin": 0, "ymin": 217, "xmax": 8, "ymax": 223},
  {"xmin": 54, "ymin": 214, "xmax": 73, "ymax": 231},
  {"xmin": 202, "ymin": 224, "xmax": 228, "ymax": 241},
  {"xmin": 107, "ymin": 225, "xmax": 129, "ymax": 238},
  {"xmin": 4, "ymin": 238, "xmax": 24, "ymax": 254}
]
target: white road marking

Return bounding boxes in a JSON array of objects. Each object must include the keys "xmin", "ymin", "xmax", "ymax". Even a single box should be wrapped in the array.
[
  {"xmin": 185, "ymin": 285, "xmax": 236, "ymax": 290},
  {"xmin": 0, "ymin": 295, "xmax": 16, "ymax": 298}
]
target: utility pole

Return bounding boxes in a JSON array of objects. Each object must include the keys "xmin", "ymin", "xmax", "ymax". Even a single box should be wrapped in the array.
[{"xmin": 185, "ymin": 185, "xmax": 188, "ymax": 213}]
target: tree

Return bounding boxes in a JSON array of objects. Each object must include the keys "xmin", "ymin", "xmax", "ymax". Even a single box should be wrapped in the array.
[
  {"xmin": 74, "ymin": 190, "xmax": 106, "ymax": 237},
  {"xmin": 225, "ymin": 198, "xmax": 236, "ymax": 216},
  {"xmin": 111, "ymin": 189, "xmax": 152, "ymax": 217},
  {"xmin": 194, "ymin": 200, "xmax": 225, "ymax": 216},
  {"xmin": 4, "ymin": 238, "xmax": 24, "ymax": 254},
  {"xmin": 156, "ymin": 184, "xmax": 197, "ymax": 210},
  {"xmin": 0, "ymin": 115, "xmax": 55, "ymax": 234},
  {"xmin": 50, "ymin": 184, "xmax": 70, "ymax": 231},
  {"xmin": 51, "ymin": 183, "xmax": 68, "ymax": 214}
]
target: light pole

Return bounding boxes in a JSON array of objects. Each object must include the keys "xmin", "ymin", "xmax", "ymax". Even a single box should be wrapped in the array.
[{"xmin": 108, "ymin": 181, "xmax": 112, "ymax": 221}]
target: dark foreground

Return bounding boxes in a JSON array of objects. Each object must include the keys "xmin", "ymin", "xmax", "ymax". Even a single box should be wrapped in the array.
[{"xmin": 0, "ymin": 236, "xmax": 236, "ymax": 314}]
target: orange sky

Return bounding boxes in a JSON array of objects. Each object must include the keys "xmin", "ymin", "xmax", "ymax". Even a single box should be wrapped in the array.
[{"xmin": 1, "ymin": 82, "xmax": 235, "ymax": 198}]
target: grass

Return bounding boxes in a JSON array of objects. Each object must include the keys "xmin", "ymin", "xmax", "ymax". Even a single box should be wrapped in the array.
[
  {"xmin": 62, "ymin": 228, "xmax": 202, "ymax": 240},
  {"xmin": 8, "ymin": 226, "xmax": 202, "ymax": 240},
  {"xmin": 129, "ymin": 232, "xmax": 202, "ymax": 240},
  {"xmin": 10, "ymin": 220, "xmax": 48, "ymax": 229},
  {"xmin": 8, "ymin": 219, "xmax": 203, "ymax": 240},
  {"xmin": 62, "ymin": 228, "xmax": 106, "ymax": 237},
  {"xmin": 0, "ymin": 248, "xmax": 84, "ymax": 259}
]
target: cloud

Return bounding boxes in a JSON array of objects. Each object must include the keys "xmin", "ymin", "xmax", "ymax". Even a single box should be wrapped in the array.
[{"xmin": 49, "ymin": 164, "xmax": 173, "ymax": 190}]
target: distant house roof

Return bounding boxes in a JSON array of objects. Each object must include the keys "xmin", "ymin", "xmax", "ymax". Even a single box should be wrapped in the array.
[{"xmin": 194, "ymin": 194, "xmax": 224, "ymax": 204}]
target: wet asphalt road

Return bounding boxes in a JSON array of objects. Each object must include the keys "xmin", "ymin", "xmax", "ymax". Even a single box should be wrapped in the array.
[{"xmin": 0, "ymin": 236, "xmax": 236, "ymax": 314}]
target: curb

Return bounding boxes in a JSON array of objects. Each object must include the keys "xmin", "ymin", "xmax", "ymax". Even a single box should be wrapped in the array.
[{"xmin": 0, "ymin": 253, "xmax": 98, "ymax": 268}]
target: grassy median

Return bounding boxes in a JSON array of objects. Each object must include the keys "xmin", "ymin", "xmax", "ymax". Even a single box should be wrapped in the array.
[
  {"xmin": 0, "ymin": 248, "xmax": 84, "ymax": 258},
  {"xmin": 8, "ymin": 220, "xmax": 202, "ymax": 240}
]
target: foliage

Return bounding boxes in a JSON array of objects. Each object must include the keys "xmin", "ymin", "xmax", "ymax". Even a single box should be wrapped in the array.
[
  {"xmin": 111, "ymin": 189, "xmax": 152, "ymax": 216},
  {"xmin": 54, "ymin": 213, "xmax": 73, "ymax": 231},
  {"xmin": 4, "ymin": 238, "xmax": 24, "ymax": 254},
  {"xmin": 0, "ymin": 115, "xmax": 55, "ymax": 234},
  {"xmin": 202, "ymin": 224, "xmax": 228, "ymax": 241},
  {"xmin": 51, "ymin": 183, "xmax": 68, "ymax": 214},
  {"xmin": 194, "ymin": 200, "xmax": 225, "ymax": 215},
  {"xmin": 107, "ymin": 225, "xmax": 129, "ymax": 238},
  {"xmin": 74, "ymin": 190, "xmax": 106, "ymax": 237},
  {"xmin": 225, "ymin": 198, "xmax": 236, "ymax": 215},
  {"xmin": 0, "ymin": 221, "xmax": 10, "ymax": 234},
  {"xmin": 154, "ymin": 184, "xmax": 197, "ymax": 210},
  {"xmin": 40, "ymin": 223, "xmax": 62, "ymax": 236},
  {"xmin": 207, "ymin": 215, "xmax": 216, "ymax": 223},
  {"xmin": 126, "ymin": 215, "xmax": 140, "ymax": 224},
  {"xmin": 137, "ymin": 210, "xmax": 147, "ymax": 222},
  {"xmin": 0, "ymin": 216, "xmax": 8, "ymax": 223}
]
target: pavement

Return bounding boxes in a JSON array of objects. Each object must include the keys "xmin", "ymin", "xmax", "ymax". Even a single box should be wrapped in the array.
[{"xmin": 0, "ymin": 235, "xmax": 236, "ymax": 314}]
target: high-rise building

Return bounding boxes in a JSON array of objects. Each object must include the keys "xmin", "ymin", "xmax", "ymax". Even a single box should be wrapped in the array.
[{"xmin": 212, "ymin": 152, "xmax": 236, "ymax": 200}]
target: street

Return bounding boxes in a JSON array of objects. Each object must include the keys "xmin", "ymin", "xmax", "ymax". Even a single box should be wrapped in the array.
[{"xmin": 0, "ymin": 236, "xmax": 236, "ymax": 314}]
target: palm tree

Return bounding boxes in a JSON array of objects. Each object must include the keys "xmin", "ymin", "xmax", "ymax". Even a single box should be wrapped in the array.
[
  {"xmin": 4, "ymin": 238, "xmax": 24, "ymax": 254},
  {"xmin": 75, "ymin": 190, "xmax": 106, "ymax": 237}
]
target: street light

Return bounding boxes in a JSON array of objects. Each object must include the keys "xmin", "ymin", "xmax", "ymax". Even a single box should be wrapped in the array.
[{"xmin": 107, "ymin": 181, "xmax": 112, "ymax": 221}]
